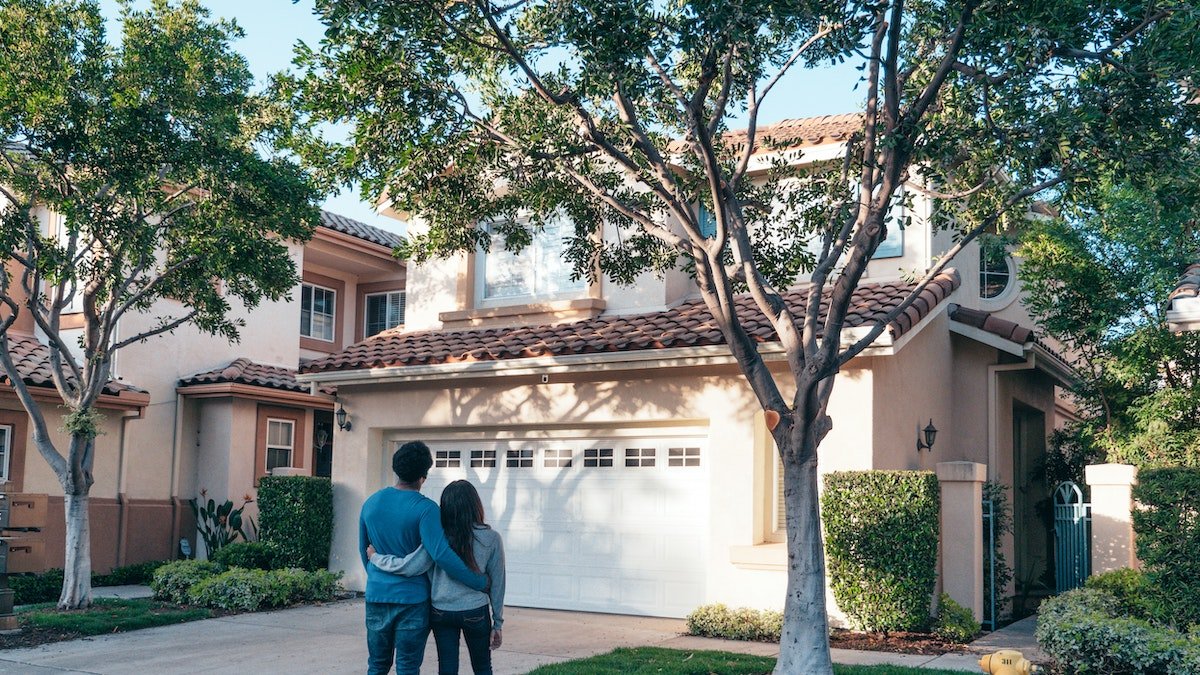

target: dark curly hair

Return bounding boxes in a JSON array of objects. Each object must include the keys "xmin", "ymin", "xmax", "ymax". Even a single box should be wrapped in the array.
[{"xmin": 392, "ymin": 441, "xmax": 433, "ymax": 484}]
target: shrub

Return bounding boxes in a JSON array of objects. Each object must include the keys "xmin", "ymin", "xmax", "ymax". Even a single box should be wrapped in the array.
[
  {"xmin": 151, "ymin": 560, "xmax": 223, "ymax": 604},
  {"xmin": 933, "ymin": 594, "xmax": 980, "ymax": 643},
  {"xmin": 94, "ymin": 560, "xmax": 170, "ymax": 587},
  {"xmin": 822, "ymin": 470, "xmax": 940, "ymax": 633},
  {"xmin": 1036, "ymin": 588, "xmax": 1200, "ymax": 674},
  {"xmin": 271, "ymin": 567, "xmax": 342, "ymax": 603},
  {"xmin": 257, "ymin": 476, "xmax": 333, "ymax": 571},
  {"xmin": 10, "ymin": 568, "xmax": 64, "ymax": 605},
  {"xmin": 685, "ymin": 603, "xmax": 782, "ymax": 642},
  {"xmin": 1132, "ymin": 467, "xmax": 1200, "ymax": 629},
  {"xmin": 1084, "ymin": 568, "xmax": 1162, "ymax": 622},
  {"xmin": 186, "ymin": 567, "xmax": 342, "ymax": 611},
  {"xmin": 212, "ymin": 542, "xmax": 279, "ymax": 571}
]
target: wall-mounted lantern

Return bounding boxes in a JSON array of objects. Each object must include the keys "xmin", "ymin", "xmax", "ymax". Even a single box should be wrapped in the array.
[{"xmin": 916, "ymin": 418, "xmax": 937, "ymax": 453}]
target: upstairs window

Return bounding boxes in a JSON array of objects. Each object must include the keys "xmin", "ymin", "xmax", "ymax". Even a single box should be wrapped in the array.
[
  {"xmin": 980, "ymin": 249, "xmax": 1013, "ymax": 299},
  {"xmin": 301, "ymin": 283, "xmax": 336, "ymax": 342},
  {"xmin": 365, "ymin": 291, "xmax": 406, "ymax": 337},
  {"xmin": 479, "ymin": 219, "xmax": 584, "ymax": 302},
  {"xmin": 0, "ymin": 425, "xmax": 10, "ymax": 482}
]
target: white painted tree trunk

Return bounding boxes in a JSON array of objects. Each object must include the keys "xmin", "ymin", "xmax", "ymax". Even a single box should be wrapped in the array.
[
  {"xmin": 775, "ymin": 448, "xmax": 832, "ymax": 675},
  {"xmin": 58, "ymin": 492, "xmax": 92, "ymax": 609}
]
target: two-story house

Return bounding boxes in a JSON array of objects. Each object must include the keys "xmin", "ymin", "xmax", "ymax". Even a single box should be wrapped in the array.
[
  {"xmin": 1, "ymin": 210, "xmax": 405, "ymax": 570},
  {"xmin": 296, "ymin": 114, "xmax": 1074, "ymax": 622}
]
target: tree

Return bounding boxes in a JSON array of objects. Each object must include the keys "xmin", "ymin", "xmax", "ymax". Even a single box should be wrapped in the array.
[
  {"xmin": 1020, "ymin": 167, "xmax": 1200, "ymax": 473},
  {"xmin": 0, "ymin": 0, "xmax": 320, "ymax": 609},
  {"xmin": 290, "ymin": 1, "xmax": 1199, "ymax": 670}
]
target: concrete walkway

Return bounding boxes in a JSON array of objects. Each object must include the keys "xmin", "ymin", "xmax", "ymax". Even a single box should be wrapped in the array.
[
  {"xmin": 0, "ymin": 595, "xmax": 994, "ymax": 673},
  {"xmin": 965, "ymin": 616, "xmax": 1046, "ymax": 663}
]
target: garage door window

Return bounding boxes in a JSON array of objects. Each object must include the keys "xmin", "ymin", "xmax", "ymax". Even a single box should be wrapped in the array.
[
  {"xmin": 471, "ymin": 450, "xmax": 497, "ymax": 467},
  {"xmin": 506, "ymin": 449, "xmax": 533, "ymax": 468},
  {"xmin": 583, "ymin": 447, "xmax": 613, "ymax": 467},
  {"xmin": 543, "ymin": 448, "xmax": 572, "ymax": 468},
  {"xmin": 625, "ymin": 447, "xmax": 655, "ymax": 467},
  {"xmin": 435, "ymin": 450, "xmax": 461, "ymax": 468},
  {"xmin": 668, "ymin": 447, "xmax": 701, "ymax": 467}
]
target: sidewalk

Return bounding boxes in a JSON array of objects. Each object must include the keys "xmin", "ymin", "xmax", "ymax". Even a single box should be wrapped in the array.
[{"xmin": 0, "ymin": 595, "xmax": 1000, "ymax": 673}]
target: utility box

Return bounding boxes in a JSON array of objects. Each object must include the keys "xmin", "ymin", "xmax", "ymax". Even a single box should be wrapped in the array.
[
  {"xmin": 5, "ymin": 494, "xmax": 47, "ymax": 529},
  {"xmin": 1, "ymin": 537, "xmax": 45, "ymax": 574}
]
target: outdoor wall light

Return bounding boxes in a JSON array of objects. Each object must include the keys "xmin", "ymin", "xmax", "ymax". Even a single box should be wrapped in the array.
[
  {"xmin": 335, "ymin": 403, "xmax": 352, "ymax": 432},
  {"xmin": 916, "ymin": 418, "xmax": 937, "ymax": 452}
]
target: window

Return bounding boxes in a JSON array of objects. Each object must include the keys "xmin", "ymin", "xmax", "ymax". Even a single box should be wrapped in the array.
[
  {"xmin": 365, "ymin": 291, "xmax": 406, "ymax": 337},
  {"xmin": 668, "ymin": 447, "xmax": 701, "ymax": 467},
  {"xmin": 625, "ymin": 447, "xmax": 655, "ymax": 467},
  {"xmin": 583, "ymin": 447, "xmax": 613, "ymax": 468},
  {"xmin": 697, "ymin": 205, "xmax": 718, "ymax": 239},
  {"xmin": 0, "ymin": 425, "xmax": 11, "ymax": 482},
  {"xmin": 480, "ymin": 218, "xmax": 585, "ymax": 302},
  {"xmin": 505, "ymin": 449, "xmax": 533, "ymax": 468},
  {"xmin": 265, "ymin": 419, "xmax": 294, "ymax": 473},
  {"xmin": 979, "ymin": 250, "xmax": 1012, "ymax": 299},
  {"xmin": 875, "ymin": 223, "xmax": 904, "ymax": 258},
  {"xmin": 544, "ymin": 448, "xmax": 572, "ymax": 468},
  {"xmin": 435, "ymin": 450, "xmax": 461, "ymax": 468},
  {"xmin": 470, "ymin": 450, "xmax": 497, "ymax": 468},
  {"xmin": 300, "ymin": 283, "xmax": 336, "ymax": 341}
]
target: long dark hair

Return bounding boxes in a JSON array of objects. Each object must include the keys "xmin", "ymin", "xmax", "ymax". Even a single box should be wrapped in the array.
[{"xmin": 440, "ymin": 480, "xmax": 487, "ymax": 573}]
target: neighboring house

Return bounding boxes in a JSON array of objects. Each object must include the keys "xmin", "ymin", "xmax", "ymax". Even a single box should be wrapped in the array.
[
  {"xmin": 1167, "ymin": 263, "xmax": 1200, "ymax": 332},
  {"xmin": 0, "ymin": 210, "xmax": 405, "ymax": 570},
  {"xmin": 298, "ymin": 114, "xmax": 1074, "ymax": 620}
]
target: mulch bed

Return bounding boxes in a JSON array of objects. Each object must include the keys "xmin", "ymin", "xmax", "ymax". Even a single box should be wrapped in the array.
[
  {"xmin": 0, "ymin": 625, "xmax": 86, "ymax": 650},
  {"xmin": 828, "ymin": 628, "xmax": 966, "ymax": 655}
]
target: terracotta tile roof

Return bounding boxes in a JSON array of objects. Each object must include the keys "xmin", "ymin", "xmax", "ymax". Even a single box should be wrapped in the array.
[
  {"xmin": 320, "ymin": 211, "xmax": 403, "ymax": 250},
  {"xmin": 301, "ymin": 270, "xmax": 961, "ymax": 375},
  {"xmin": 180, "ymin": 358, "xmax": 335, "ymax": 396},
  {"xmin": 1169, "ymin": 263, "xmax": 1200, "ymax": 303},
  {"xmin": 948, "ymin": 304, "xmax": 1035, "ymax": 344},
  {"xmin": 1, "ymin": 333, "xmax": 145, "ymax": 397},
  {"xmin": 722, "ymin": 113, "xmax": 865, "ymax": 152}
]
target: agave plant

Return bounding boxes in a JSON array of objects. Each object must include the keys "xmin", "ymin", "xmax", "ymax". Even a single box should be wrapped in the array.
[{"xmin": 190, "ymin": 490, "xmax": 255, "ymax": 556}]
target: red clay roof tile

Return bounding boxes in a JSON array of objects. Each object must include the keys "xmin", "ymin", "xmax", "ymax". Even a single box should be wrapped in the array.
[
  {"xmin": 180, "ymin": 358, "xmax": 335, "ymax": 396},
  {"xmin": 948, "ymin": 304, "xmax": 1035, "ymax": 345},
  {"xmin": 302, "ymin": 271, "xmax": 961, "ymax": 375},
  {"xmin": 1, "ymin": 333, "xmax": 145, "ymax": 396}
]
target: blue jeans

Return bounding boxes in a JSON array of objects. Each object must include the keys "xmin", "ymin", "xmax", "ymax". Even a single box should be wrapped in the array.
[
  {"xmin": 431, "ymin": 604, "xmax": 492, "ymax": 675},
  {"xmin": 366, "ymin": 600, "xmax": 430, "ymax": 675}
]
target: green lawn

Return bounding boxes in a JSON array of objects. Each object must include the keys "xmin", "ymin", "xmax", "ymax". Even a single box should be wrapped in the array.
[
  {"xmin": 526, "ymin": 647, "xmax": 965, "ymax": 674},
  {"xmin": 19, "ymin": 597, "xmax": 211, "ymax": 636}
]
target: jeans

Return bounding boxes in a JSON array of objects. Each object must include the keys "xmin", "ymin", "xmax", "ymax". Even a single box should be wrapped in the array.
[
  {"xmin": 431, "ymin": 604, "xmax": 492, "ymax": 675},
  {"xmin": 366, "ymin": 600, "xmax": 430, "ymax": 675}
]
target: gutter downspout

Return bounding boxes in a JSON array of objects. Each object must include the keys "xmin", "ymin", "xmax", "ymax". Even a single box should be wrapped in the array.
[{"xmin": 987, "ymin": 351, "xmax": 1036, "ymax": 481}]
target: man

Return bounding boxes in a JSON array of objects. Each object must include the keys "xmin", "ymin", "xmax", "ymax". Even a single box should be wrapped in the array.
[{"xmin": 360, "ymin": 441, "xmax": 488, "ymax": 675}]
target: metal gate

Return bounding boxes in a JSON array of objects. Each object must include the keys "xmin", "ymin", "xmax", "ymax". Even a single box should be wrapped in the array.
[
  {"xmin": 1053, "ymin": 481, "xmax": 1091, "ymax": 593},
  {"xmin": 982, "ymin": 497, "xmax": 998, "ymax": 631}
]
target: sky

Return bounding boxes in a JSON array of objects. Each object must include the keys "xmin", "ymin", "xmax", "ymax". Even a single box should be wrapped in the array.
[{"xmin": 98, "ymin": 1, "xmax": 864, "ymax": 235}]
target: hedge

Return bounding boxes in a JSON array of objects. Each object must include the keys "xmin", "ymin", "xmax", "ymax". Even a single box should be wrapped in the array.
[
  {"xmin": 12, "ymin": 561, "xmax": 169, "ymax": 605},
  {"xmin": 257, "ymin": 476, "xmax": 334, "ymax": 571},
  {"xmin": 821, "ymin": 470, "xmax": 940, "ymax": 632},
  {"xmin": 212, "ymin": 541, "xmax": 281, "ymax": 571},
  {"xmin": 685, "ymin": 604, "xmax": 782, "ymax": 642},
  {"xmin": 1132, "ymin": 467, "xmax": 1200, "ymax": 630}
]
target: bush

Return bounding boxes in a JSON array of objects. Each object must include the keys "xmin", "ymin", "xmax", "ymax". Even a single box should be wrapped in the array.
[
  {"xmin": 94, "ymin": 560, "xmax": 170, "ymax": 587},
  {"xmin": 270, "ymin": 567, "xmax": 342, "ymax": 603},
  {"xmin": 212, "ymin": 542, "xmax": 279, "ymax": 571},
  {"xmin": 1084, "ymin": 568, "xmax": 1162, "ymax": 622},
  {"xmin": 933, "ymin": 594, "xmax": 980, "ymax": 643},
  {"xmin": 10, "ymin": 569, "xmax": 64, "ymax": 605},
  {"xmin": 685, "ymin": 603, "xmax": 782, "ymax": 642},
  {"xmin": 1132, "ymin": 468, "xmax": 1200, "ymax": 629},
  {"xmin": 257, "ymin": 476, "xmax": 333, "ymax": 571},
  {"xmin": 821, "ymin": 471, "xmax": 940, "ymax": 633},
  {"xmin": 1036, "ymin": 588, "xmax": 1200, "ymax": 674},
  {"xmin": 151, "ymin": 560, "xmax": 223, "ymax": 604},
  {"xmin": 187, "ymin": 567, "xmax": 342, "ymax": 611}
]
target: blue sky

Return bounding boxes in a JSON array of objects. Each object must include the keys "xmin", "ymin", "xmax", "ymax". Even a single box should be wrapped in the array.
[{"xmin": 98, "ymin": 1, "xmax": 863, "ymax": 234}]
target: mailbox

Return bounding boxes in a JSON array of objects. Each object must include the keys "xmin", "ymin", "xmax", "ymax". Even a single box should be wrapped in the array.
[
  {"xmin": 0, "ymin": 495, "xmax": 8, "ymax": 530},
  {"xmin": 0, "ymin": 536, "xmax": 45, "ymax": 574},
  {"xmin": 5, "ymin": 494, "xmax": 47, "ymax": 529}
]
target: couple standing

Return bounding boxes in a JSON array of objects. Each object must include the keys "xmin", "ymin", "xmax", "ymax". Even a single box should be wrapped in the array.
[{"xmin": 360, "ymin": 441, "xmax": 507, "ymax": 675}]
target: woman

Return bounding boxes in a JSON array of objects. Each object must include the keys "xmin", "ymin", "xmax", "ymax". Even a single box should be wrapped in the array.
[{"xmin": 367, "ymin": 480, "xmax": 506, "ymax": 675}]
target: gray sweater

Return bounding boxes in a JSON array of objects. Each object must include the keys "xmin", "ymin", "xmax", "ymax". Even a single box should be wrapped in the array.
[{"xmin": 370, "ymin": 525, "xmax": 506, "ymax": 630}]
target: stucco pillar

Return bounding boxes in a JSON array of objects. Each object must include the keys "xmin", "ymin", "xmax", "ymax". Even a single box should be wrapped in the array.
[
  {"xmin": 1085, "ymin": 463, "xmax": 1139, "ymax": 573},
  {"xmin": 936, "ymin": 461, "xmax": 986, "ymax": 620}
]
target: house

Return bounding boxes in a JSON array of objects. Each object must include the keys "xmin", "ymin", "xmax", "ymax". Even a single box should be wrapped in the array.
[
  {"xmin": 0, "ymin": 210, "xmax": 405, "ymax": 570},
  {"xmin": 297, "ymin": 114, "xmax": 1074, "ymax": 620},
  {"xmin": 1167, "ymin": 264, "xmax": 1200, "ymax": 332}
]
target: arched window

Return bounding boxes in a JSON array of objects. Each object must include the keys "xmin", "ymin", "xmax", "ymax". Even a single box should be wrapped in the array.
[{"xmin": 979, "ymin": 248, "xmax": 1012, "ymax": 299}]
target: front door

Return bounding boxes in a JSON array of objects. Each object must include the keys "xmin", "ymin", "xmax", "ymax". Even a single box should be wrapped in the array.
[{"xmin": 313, "ymin": 410, "xmax": 334, "ymax": 478}]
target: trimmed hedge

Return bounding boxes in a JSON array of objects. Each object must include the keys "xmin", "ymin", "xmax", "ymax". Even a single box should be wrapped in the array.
[
  {"xmin": 151, "ymin": 560, "xmax": 223, "ymax": 604},
  {"xmin": 1036, "ymin": 588, "xmax": 1200, "ymax": 673},
  {"xmin": 1084, "ymin": 568, "xmax": 1162, "ymax": 623},
  {"xmin": 1132, "ymin": 467, "xmax": 1200, "ymax": 630},
  {"xmin": 821, "ymin": 471, "xmax": 940, "ymax": 633},
  {"xmin": 685, "ymin": 604, "xmax": 782, "ymax": 642},
  {"xmin": 257, "ymin": 476, "xmax": 333, "ymax": 571},
  {"xmin": 11, "ymin": 561, "xmax": 170, "ymax": 605},
  {"xmin": 187, "ymin": 567, "xmax": 342, "ymax": 611},
  {"xmin": 212, "ymin": 541, "xmax": 280, "ymax": 571}
]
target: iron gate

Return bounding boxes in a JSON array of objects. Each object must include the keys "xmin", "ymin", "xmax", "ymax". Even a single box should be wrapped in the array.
[
  {"xmin": 982, "ymin": 497, "xmax": 997, "ymax": 631},
  {"xmin": 1053, "ymin": 481, "xmax": 1091, "ymax": 593}
]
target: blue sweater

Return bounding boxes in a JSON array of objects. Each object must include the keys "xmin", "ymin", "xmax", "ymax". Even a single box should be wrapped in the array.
[{"xmin": 358, "ymin": 487, "xmax": 487, "ymax": 603}]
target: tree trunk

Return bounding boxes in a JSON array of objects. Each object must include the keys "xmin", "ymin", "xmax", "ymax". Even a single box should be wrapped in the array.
[
  {"xmin": 775, "ymin": 441, "xmax": 832, "ymax": 675},
  {"xmin": 58, "ymin": 491, "xmax": 92, "ymax": 610}
]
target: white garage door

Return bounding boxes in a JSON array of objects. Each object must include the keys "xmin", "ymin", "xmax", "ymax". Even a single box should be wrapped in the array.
[{"xmin": 385, "ymin": 430, "xmax": 709, "ymax": 618}]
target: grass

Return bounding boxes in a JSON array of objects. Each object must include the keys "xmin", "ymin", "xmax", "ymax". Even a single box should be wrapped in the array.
[
  {"xmin": 19, "ymin": 597, "xmax": 211, "ymax": 636},
  {"xmin": 526, "ymin": 647, "xmax": 966, "ymax": 674}
]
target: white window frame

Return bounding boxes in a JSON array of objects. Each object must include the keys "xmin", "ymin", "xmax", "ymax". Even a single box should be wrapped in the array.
[
  {"xmin": 300, "ymin": 283, "xmax": 337, "ymax": 342},
  {"xmin": 50, "ymin": 212, "xmax": 86, "ymax": 314},
  {"xmin": 979, "ymin": 251, "xmax": 1016, "ymax": 305},
  {"xmin": 0, "ymin": 425, "xmax": 11, "ymax": 483},
  {"xmin": 265, "ymin": 418, "xmax": 295, "ymax": 473},
  {"xmin": 364, "ymin": 290, "xmax": 406, "ymax": 337},
  {"xmin": 474, "ymin": 217, "xmax": 586, "ymax": 305}
]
